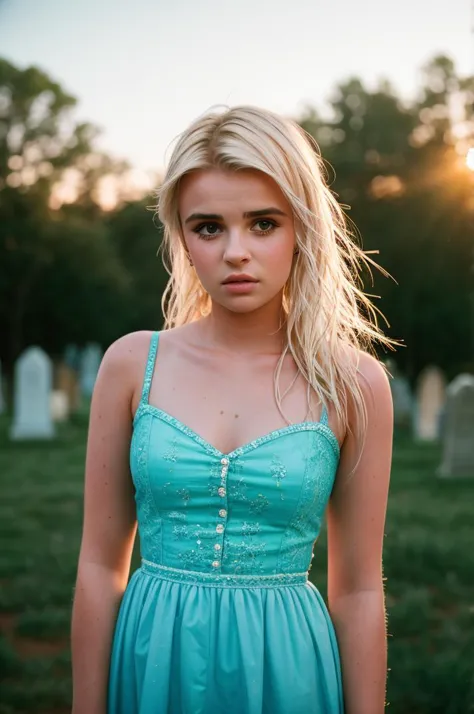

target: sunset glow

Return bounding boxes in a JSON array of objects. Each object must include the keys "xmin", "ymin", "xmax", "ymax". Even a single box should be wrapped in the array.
[{"xmin": 467, "ymin": 148, "xmax": 474, "ymax": 171}]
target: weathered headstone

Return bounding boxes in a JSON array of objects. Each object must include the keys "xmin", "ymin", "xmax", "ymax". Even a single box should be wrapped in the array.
[
  {"xmin": 438, "ymin": 374, "xmax": 474, "ymax": 478},
  {"xmin": 56, "ymin": 362, "xmax": 76, "ymax": 414},
  {"xmin": 50, "ymin": 389, "xmax": 69, "ymax": 422},
  {"xmin": 414, "ymin": 366, "xmax": 446, "ymax": 441},
  {"xmin": 0, "ymin": 359, "xmax": 5, "ymax": 415},
  {"xmin": 10, "ymin": 347, "xmax": 55, "ymax": 440},
  {"xmin": 62, "ymin": 345, "xmax": 81, "ymax": 412},
  {"xmin": 79, "ymin": 343, "xmax": 102, "ymax": 398},
  {"xmin": 64, "ymin": 344, "xmax": 81, "ymax": 373},
  {"xmin": 386, "ymin": 359, "xmax": 413, "ymax": 428}
]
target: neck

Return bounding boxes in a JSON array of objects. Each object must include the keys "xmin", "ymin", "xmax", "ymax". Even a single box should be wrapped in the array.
[{"xmin": 199, "ymin": 296, "xmax": 286, "ymax": 356}]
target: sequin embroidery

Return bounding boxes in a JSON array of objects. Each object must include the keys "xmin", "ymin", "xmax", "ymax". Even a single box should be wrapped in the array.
[
  {"xmin": 249, "ymin": 493, "xmax": 270, "ymax": 514},
  {"xmin": 271, "ymin": 455, "xmax": 287, "ymax": 488},
  {"xmin": 163, "ymin": 438, "xmax": 179, "ymax": 463},
  {"xmin": 278, "ymin": 431, "xmax": 336, "ymax": 573},
  {"xmin": 141, "ymin": 560, "xmax": 307, "ymax": 588},
  {"xmin": 130, "ymin": 331, "xmax": 340, "ymax": 583},
  {"xmin": 177, "ymin": 488, "xmax": 191, "ymax": 506}
]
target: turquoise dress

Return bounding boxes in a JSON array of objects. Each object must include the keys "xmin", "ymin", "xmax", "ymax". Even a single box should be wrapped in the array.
[{"xmin": 108, "ymin": 332, "xmax": 344, "ymax": 713}]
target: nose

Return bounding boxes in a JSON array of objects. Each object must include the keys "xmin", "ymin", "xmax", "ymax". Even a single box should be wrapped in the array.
[{"xmin": 223, "ymin": 230, "xmax": 251, "ymax": 265}]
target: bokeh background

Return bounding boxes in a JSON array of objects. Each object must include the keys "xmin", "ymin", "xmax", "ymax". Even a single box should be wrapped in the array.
[{"xmin": 1, "ymin": 1, "xmax": 474, "ymax": 712}]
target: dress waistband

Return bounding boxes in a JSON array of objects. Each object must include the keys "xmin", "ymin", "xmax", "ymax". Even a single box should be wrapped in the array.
[{"xmin": 141, "ymin": 559, "xmax": 309, "ymax": 589}]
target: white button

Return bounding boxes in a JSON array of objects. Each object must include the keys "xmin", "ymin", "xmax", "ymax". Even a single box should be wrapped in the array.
[
  {"xmin": 216, "ymin": 524, "xmax": 224, "ymax": 533},
  {"xmin": 212, "ymin": 560, "xmax": 220, "ymax": 568},
  {"xmin": 221, "ymin": 457, "xmax": 229, "ymax": 465},
  {"xmin": 214, "ymin": 543, "xmax": 221, "ymax": 551},
  {"xmin": 218, "ymin": 487, "xmax": 226, "ymax": 497},
  {"xmin": 219, "ymin": 509, "xmax": 227, "ymax": 518}
]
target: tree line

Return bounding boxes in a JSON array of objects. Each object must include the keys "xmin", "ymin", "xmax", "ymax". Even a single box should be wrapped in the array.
[{"xmin": 0, "ymin": 55, "xmax": 473, "ymax": 384}]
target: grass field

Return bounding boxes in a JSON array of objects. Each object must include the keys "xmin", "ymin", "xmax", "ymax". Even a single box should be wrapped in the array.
[{"xmin": 0, "ymin": 413, "xmax": 473, "ymax": 713}]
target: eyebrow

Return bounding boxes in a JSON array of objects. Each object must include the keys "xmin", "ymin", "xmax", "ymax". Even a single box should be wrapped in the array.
[{"xmin": 184, "ymin": 207, "xmax": 288, "ymax": 224}]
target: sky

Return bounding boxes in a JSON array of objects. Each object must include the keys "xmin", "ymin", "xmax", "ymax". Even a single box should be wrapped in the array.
[{"xmin": 0, "ymin": 0, "xmax": 472, "ymax": 179}]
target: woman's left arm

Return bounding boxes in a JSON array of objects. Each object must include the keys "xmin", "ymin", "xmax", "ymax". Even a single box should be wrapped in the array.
[{"xmin": 327, "ymin": 352, "xmax": 393, "ymax": 714}]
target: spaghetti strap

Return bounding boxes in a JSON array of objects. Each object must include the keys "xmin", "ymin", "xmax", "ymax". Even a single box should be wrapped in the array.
[
  {"xmin": 319, "ymin": 403, "xmax": 329, "ymax": 426},
  {"xmin": 140, "ymin": 331, "xmax": 160, "ymax": 406}
]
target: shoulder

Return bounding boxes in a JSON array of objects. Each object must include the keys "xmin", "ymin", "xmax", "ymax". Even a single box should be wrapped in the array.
[
  {"xmin": 336, "ymin": 346, "xmax": 393, "ymax": 449},
  {"xmin": 335, "ymin": 348, "xmax": 394, "ymax": 483},
  {"xmin": 97, "ymin": 331, "xmax": 158, "ymax": 406},
  {"xmin": 347, "ymin": 349, "xmax": 394, "ymax": 454},
  {"xmin": 355, "ymin": 350, "xmax": 392, "ymax": 407},
  {"xmin": 339, "ymin": 344, "xmax": 392, "ymax": 407},
  {"xmin": 101, "ymin": 330, "xmax": 157, "ymax": 374}
]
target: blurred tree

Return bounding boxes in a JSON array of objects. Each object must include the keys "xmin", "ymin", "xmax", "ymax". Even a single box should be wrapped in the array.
[
  {"xmin": 106, "ymin": 198, "xmax": 168, "ymax": 334},
  {"xmin": 1, "ymin": 54, "xmax": 473, "ymax": 388},
  {"xmin": 300, "ymin": 55, "xmax": 474, "ymax": 380},
  {"xmin": 0, "ymin": 59, "xmax": 133, "ymax": 373}
]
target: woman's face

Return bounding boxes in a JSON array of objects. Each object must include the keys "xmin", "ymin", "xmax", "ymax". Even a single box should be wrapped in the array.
[{"xmin": 178, "ymin": 168, "xmax": 296, "ymax": 314}]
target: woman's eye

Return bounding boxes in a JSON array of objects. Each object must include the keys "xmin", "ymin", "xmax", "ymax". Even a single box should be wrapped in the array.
[
  {"xmin": 253, "ymin": 220, "xmax": 277, "ymax": 234},
  {"xmin": 192, "ymin": 219, "xmax": 277, "ymax": 238},
  {"xmin": 194, "ymin": 222, "xmax": 221, "ymax": 238}
]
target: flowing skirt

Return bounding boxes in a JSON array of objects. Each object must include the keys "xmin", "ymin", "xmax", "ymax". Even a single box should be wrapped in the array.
[{"xmin": 108, "ymin": 566, "xmax": 344, "ymax": 714}]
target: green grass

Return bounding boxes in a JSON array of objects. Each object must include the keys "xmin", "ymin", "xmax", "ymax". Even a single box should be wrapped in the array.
[{"xmin": 0, "ymin": 416, "xmax": 473, "ymax": 713}]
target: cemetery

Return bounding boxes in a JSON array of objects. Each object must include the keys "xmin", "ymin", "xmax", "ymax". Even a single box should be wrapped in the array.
[
  {"xmin": 0, "ymin": 346, "xmax": 473, "ymax": 712},
  {"xmin": 0, "ymin": 27, "xmax": 473, "ymax": 714}
]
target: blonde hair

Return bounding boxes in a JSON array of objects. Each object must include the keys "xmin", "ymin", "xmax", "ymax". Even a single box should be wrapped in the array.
[{"xmin": 156, "ymin": 105, "xmax": 397, "ymax": 456}]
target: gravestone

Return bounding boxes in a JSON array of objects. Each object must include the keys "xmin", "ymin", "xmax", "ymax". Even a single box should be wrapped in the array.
[
  {"xmin": 414, "ymin": 366, "xmax": 446, "ymax": 441},
  {"xmin": 438, "ymin": 374, "xmax": 474, "ymax": 478},
  {"xmin": 79, "ymin": 343, "xmax": 103, "ymax": 398},
  {"xmin": 56, "ymin": 362, "xmax": 78, "ymax": 414},
  {"xmin": 10, "ymin": 347, "xmax": 55, "ymax": 440},
  {"xmin": 386, "ymin": 359, "xmax": 413, "ymax": 428},
  {"xmin": 61, "ymin": 345, "xmax": 81, "ymax": 412},
  {"xmin": 50, "ymin": 390, "xmax": 69, "ymax": 422},
  {"xmin": 0, "ymin": 359, "xmax": 4, "ymax": 415},
  {"xmin": 64, "ymin": 344, "xmax": 81, "ymax": 373}
]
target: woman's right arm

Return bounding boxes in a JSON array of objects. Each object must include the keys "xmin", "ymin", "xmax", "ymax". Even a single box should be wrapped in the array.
[{"xmin": 71, "ymin": 334, "xmax": 144, "ymax": 714}]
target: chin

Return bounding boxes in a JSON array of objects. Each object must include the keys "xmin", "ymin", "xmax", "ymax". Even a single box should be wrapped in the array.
[
  {"xmin": 227, "ymin": 305, "xmax": 262, "ymax": 314},
  {"xmin": 215, "ymin": 297, "xmax": 276, "ymax": 315},
  {"xmin": 223, "ymin": 301, "xmax": 260, "ymax": 314}
]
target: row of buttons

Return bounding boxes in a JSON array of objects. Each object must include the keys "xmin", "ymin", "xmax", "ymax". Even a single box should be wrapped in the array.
[{"xmin": 212, "ymin": 457, "xmax": 229, "ymax": 568}]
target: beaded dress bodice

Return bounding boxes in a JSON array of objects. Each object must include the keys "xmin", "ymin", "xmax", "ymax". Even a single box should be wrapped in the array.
[{"xmin": 130, "ymin": 332, "xmax": 340, "ymax": 586}]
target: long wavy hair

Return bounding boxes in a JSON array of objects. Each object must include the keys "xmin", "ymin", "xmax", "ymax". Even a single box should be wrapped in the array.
[{"xmin": 156, "ymin": 105, "xmax": 397, "ymax": 453}]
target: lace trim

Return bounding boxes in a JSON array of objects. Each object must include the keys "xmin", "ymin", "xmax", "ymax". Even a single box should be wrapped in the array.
[
  {"xmin": 132, "ymin": 331, "xmax": 338, "ymax": 459},
  {"xmin": 140, "ymin": 559, "xmax": 308, "ymax": 589},
  {"xmin": 133, "ymin": 403, "xmax": 340, "ymax": 460}
]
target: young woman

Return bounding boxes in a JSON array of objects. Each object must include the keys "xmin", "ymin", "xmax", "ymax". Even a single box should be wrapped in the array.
[{"xmin": 71, "ymin": 106, "xmax": 394, "ymax": 714}]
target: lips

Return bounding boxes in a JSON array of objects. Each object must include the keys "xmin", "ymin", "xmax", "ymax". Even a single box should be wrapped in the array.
[{"xmin": 222, "ymin": 275, "xmax": 258, "ymax": 284}]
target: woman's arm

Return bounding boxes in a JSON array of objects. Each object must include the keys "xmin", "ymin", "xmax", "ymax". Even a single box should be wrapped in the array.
[
  {"xmin": 71, "ymin": 334, "xmax": 146, "ymax": 714},
  {"xmin": 327, "ymin": 352, "xmax": 393, "ymax": 714}
]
